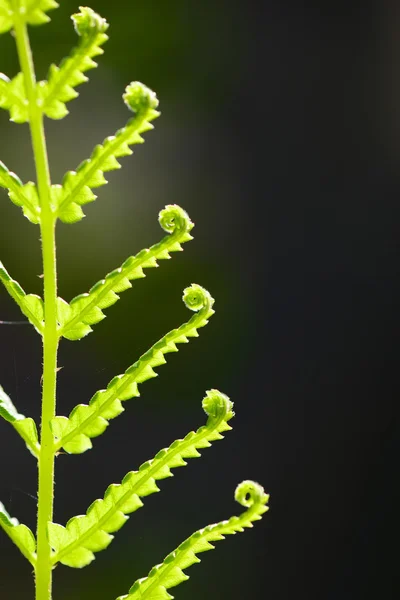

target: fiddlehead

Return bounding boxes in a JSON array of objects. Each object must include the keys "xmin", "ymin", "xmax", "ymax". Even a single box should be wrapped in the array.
[
  {"xmin": 55, "ymin": 81, "xmax": 160, "ymax": 223},
  {"xmin": 57, "ymin": 205, "xmax": 194, "ymax": 341},
  {"xmin": 51, "ymin": 285, "xmax": 215, "ymax": 454},
  {"xmin": 48, "ymin": 390, "xmax": 234, "ymax": 568},
  {"xmin": 39, "ymin": 7, "xmax": 109, "ymax": 120},
  {"xmin": 116, "ymin": 481, "xmax": 269, "ymax": 600}
]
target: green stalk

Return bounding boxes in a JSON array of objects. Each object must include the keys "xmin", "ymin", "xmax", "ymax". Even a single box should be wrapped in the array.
[{"xmin": 12, "ymin": 4, "xmax": 58, "ymax": 600}]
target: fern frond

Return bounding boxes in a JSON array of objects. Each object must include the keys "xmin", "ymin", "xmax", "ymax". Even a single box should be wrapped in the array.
[
  {"xmin": 55, "ymin": 81, "xmax": 160, "ymax": 223},
  {"xmin": 0, "ymin": 159, "xmax": 40, "ymax": 222},
  {"xmin": 51, "ymin": 285, "xmax": 215, "ymax": 454},
  {"xmin": 0, "ymin": 0, "xmax": 58, "ymax": 36},
  {"xmin": 0, "ymin": 72, "xmax": 29, "ymax": 123},
  {"xmin": 0, "ymin": 385, "xmax": 40, "ymax": 456},
  {"xmin": 117, "ymin": 481, "xmax": 269, "ymax": 600},
  {"xmin": 0, "ymin": 261, "xmax": 44, "ymax": 333},
  {"xmin": 39, "ymin": 7, "xmax": 108, "ymax": 120},
  {"xmin": 49, "ymin": 390, "xmax": 234, "ymax": 568},
  {"xmin": 57, "ymin": 205, "xmax": 194, "ymax": 341},
  {"xmin": 0, "ymin": 501, "xmax": 37, "ymax": 566}
]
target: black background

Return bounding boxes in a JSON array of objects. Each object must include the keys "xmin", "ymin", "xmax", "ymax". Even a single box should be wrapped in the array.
[{"xmin": 1, "ymin": 0, "xmax": 399, "ymax": 598}]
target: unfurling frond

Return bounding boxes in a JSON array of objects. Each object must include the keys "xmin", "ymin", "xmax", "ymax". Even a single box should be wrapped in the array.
[
  {"xmin": 0, "ymin": 385, "xmax": 40, "ymax": 456},
  {"xmin": 0, "ymin": 261, "xmax": 44, "ymax": 333},
  {"xmin": 51, "ymin": 285, "xmax": 215, "ymax": 454},
  {"xmin": 55, "ymin": 82, "xmax": 160, "ymax": 223},
  {"xmin": 39, "ymin": 7, "xmax": 108, "ymax": 120},
  {"xmin": 0, "ymin": 159, "xmax": 40, "ymax": 222},
  {"xmin": 117, "ymin": 481, "xmax": 269, "ymax": 600},
  {"xmin": 0, "ymin": 501, "xmax": 37, "ymax": 566},
  {"xmin": 0, "ymin": 0, "xmax": 58, "ymax": 35},
  {"xmin": 49, "ymin": 390, "xmax": 234, "ymax": 568},
  {"xmin": 57, "ymin": 205, "xmax": 194, "ymax": 341}
]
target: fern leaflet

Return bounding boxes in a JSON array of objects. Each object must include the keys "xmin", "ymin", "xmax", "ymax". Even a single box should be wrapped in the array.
[
  {"xmin": 0, "ymin": 501, "xmax": 37, "ymax": 566},
  {"xmin": 117, "ymin": 481, "xmax": 269, "ymax": 600},
  {"xmin": 49, "ymin": 390, "xmax": 234, "ymax": 568},
  {"xmin": 0, "ymin": 385, "xmax": 40, "ymax": 456},
  {"xmin": 51, "ymin": 285, "xmax": 215, "ymax": 454},
  {"xmin": 57, "ymin": 205, "xmax": 194, "ymax": 341},
  {"xmin": 55, "ymin": 81, "xmax": 160, "ymax": 223},
  {"xmin": 0, "ymin": 261, "xmax": 44, "ymax": 333},
  {"xmin": 39, "ymin": 7, "xmax": 108, "ymax": 120},
  {"xmin": 0, "ymin": 0, "xmax": 58, "ymax": 35},
  {"xmin": 0, "ymin": 71, "xmax": 30, "ymax": 123},
  {"xmin": 0, "ymin": 159, "xmax": 40, "ymax": 222}
]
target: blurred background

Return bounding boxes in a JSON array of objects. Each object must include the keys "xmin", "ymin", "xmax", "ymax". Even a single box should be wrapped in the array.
[{"xmin": 1, "ymin": 0, "xmax": 400, "ymax": 598}]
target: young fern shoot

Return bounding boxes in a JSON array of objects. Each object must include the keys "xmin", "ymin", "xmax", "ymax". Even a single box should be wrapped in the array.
[{"xmin": 0, "ymin": 3, "xmax": 268, "ymax": 600}]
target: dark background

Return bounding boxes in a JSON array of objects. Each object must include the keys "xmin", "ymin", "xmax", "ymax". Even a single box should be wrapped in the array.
[{"xmin": 1, "ymin": 0, "xmax": 399, "ymax": 598}]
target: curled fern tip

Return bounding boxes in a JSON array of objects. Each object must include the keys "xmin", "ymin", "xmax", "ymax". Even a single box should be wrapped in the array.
[
  {"xmin": 183, "ymin": 284, "xmax": 214, "ymax": 312},
  {"xmin": 158, "ymin": 204, "xmax": 193, "ymax": 236},
  {"xmin": 202, "ymin": 389, "xmax": 233, "ymax": 420},
  {"xmin": 123, "ymin": 81, "xmax": 159, "ymax": 113},
  {"xmin": 235, "ymin": 480, "xmax": 269, "ymax": 509},
  {"xmin": 72, "ymin": 6, "xmax": 109, "ymax": 36}
]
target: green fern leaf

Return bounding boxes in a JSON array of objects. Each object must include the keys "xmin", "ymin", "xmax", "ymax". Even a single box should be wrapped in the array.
[
  {"xmin": 0, "ymin": 159, "xmax": 40, "ymax": 223},
  {"xmin": 51, "ymin": 285, "xmax": 215, "ymax": 454},
  {"xmin": 0, "ymin": 261, "xmax": 44, "ymax": 333},
  {"xmin": 0, "ymin": 72, "xmax": 29, "ymax": 123},
  {"xmin": 39, "ymin": 7, "xmax": 108, "ymax": 120},
  {"xmin": 57, "ymin": 205, "xmax": 194, "ymax": 341},
  {"xmin": 0, "ymin": 0, "xmax": 58, "ymax": 36},
  {"xmin": 55, "ymin": 81, "xmax": 160, "ymax": 223},
  {"xmin": 0, "ymin": 1, "xmax": 12, "ymax": 34},
  {"xmin": 117, "ymin": 481, "xmax": 269, "ymax": 600},
  {"xmin": 0, "ymin": 385, "xmax": 40, "ymax": 456},
  {"xmin": 49, "ymin": 390, "xmax": 234, "ymax": 568},
  {"xmin": 0, "ymin": 501, "xmax": 37, "ymax": 565}
]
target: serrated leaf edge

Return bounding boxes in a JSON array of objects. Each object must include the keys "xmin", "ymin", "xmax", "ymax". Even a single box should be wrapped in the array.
[
  {"xmin": 52, "ymin": 285, "xmax": 215, "ymax": 453},
  {"xmin": 0, "ymin": 501, "xmax": 37, "ymax": 566},
  {"xmin": 58, "ymin": 205, "xmax": 194, "ymax": 340},
  {"xmin": 50, "ymin": 390, "xmax": 234, "ymax": 567},
  {"xmin": 56, "ymin": 104, "xmax": 160, "ymax": 222},
  {"xmin": 117, "ymin": 481, "xmax": 269, "ymax": 600},
  {"xmin": 0, "ymin": 260, "xmax": 44, "ymax": 333}
]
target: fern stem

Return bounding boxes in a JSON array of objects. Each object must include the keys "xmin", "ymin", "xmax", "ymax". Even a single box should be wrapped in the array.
[{"xmin": 12, "ymin": 4, "xmax": 58, "ymax": 600}]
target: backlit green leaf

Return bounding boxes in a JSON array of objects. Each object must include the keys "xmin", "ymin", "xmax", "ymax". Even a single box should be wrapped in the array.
[
  {"xmin": 50, "ymin": 390, "xmax": 234, "ymax": 568},
  {"xmin": 0, "ymin": 72, "xmax": 29, "ymax": 123},
  {"xmin": 56, "ymin": 81, "xmax": 160, "ymax": 223},
  {"xmin": 0, "ymin": 0, "xmax": 58, "ymax": 36},
  {"xmin": 58, "ymin": 205, "xmax": 194, "ymax": 340},
  {"xmin": 0, "ymin": 261, "xmax": 44, "ymax": 332},
  {"xmin": 117, "ymin": 481, "xmax": 269, "ymax": 600},
  {"xmin": 39, "ymin": 7, "xmax": 108, "ymax": 120},
  {"xmin": 0, "ymin": 159, "xmax": 40, "ymax": 223},
  {"xmin": 0, "ymin": 501, "xmax": 37, "ymax": 565},
  {"xmin": 52, "ymin": 285, "xmax": 215, "ymax": 454},
  {"xmin": 0, "ymin": 385, "xmax": 39, "ymax": 456}
]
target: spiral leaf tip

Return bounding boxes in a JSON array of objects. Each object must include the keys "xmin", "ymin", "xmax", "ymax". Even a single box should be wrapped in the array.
[
  {"xmin": 183, "ymin": 284, "xmax": 214, "ymax": 312},
  {"xmin": 202, "ymin": 389, "xmax": 233, "ymax": 419},
  {"xmin": 235, "ymin": 480, "xmax": 269, "ymax": 509},
  {"xmin": 158, "ymin": 204, "xmax": 194, "ymax": 236},
  {"xmin": 72, "ymin": 6, "xmax": 109, "ymax": 36},
  {"xmin": 123, "ymin": 81, "xmax": 159, "ymax": 113}
]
